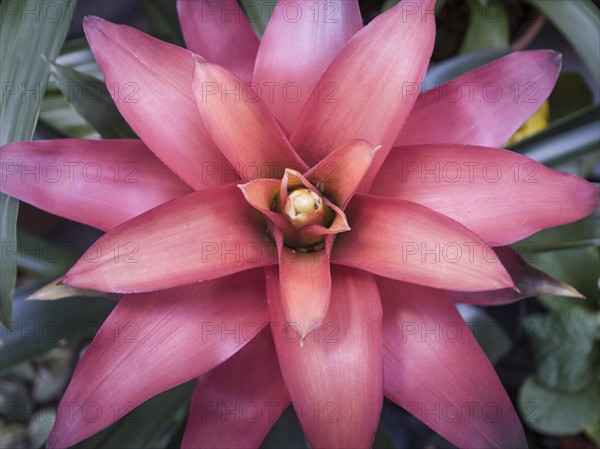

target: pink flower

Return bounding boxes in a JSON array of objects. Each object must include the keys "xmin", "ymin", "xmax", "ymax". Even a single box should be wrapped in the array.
[{"xmin": 1, "ymin": 0, "xmax": 597, "ymax": 448}]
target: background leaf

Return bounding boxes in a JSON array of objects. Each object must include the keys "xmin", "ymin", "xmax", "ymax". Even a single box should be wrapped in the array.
[
  {"xmin": 239, "ymin": 0, "xmax": 275, "ymax": 37},
  {"xmin": 508, "ymin": 105, "xmax": 600, "ymax": 168},
  {"xmin": 0, "ymin": 280, "xmax": 115, "ymax": 373},
  {"xmin": 459, "ymin": 0, "xmax": 509, "ymax": 54},
  {"xmin": 525, "ymin": 0, "xmax": 600, "ymax": 85},
  {"xmin": 519, "ymin": 376, "xmax": 600, "ymax": 435},
  {"xmin": 518, "ymin": 210, "xmax": 600, "ymax": 252},
  {"xmin": 71, "ymin": 382, "xmax": 193, "ymax": 449},
  {"xmin": 48, "ymin": 61, "xmax": 136, "ymax": 139},
  {"xmin": 523, "ymin": 307, "xmax": 599, "ymax": 392},
  {"xmin": 423, "ymin": 48, "xmax": 509, "ymax": 88},
  {"xmin": 0, "ymin": 0, "xmax": 77, "ymax": 327}
]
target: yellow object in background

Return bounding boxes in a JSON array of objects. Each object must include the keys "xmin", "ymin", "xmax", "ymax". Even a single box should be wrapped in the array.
[{"xmin": 506, "ymin": 101, "xmax": 550, "ymax": 145}]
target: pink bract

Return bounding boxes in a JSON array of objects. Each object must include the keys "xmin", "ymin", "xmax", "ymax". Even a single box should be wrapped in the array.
[{"xmin": 1, "ymin": 1, "xmax": 597, "ymax": 448}]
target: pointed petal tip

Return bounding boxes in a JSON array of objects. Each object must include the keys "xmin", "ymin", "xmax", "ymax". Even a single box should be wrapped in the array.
[{"xmin": 550, "ymin": 50, "xmax": 563, "ymax": 67}]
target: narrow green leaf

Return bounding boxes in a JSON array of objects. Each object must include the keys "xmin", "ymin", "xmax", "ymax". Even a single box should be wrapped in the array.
[
  {"xmin": 525, "ymin": 0, "xmax": 600, "ymax": 85},
  {"xmin": 39, "ymin": 87, "xmax": 98, "ymax": 138},
  {"xmin": 48, "ymin": 61, "xmax": 136, "ymax": 139},
  {"xmin": 382, "ymin": 0, "xmax": 447, "ymax": 14},
  {"xmin": 239, "ymin": 0, "xmax": 275, "ymax": 37},
  {"xmin": 16, "ymin": 230, "xmax": 76, "ymax": 277},
  {"xmin": 0, "ymin": 195, "xmax": 19, "ymax": 330},
  {"xmin": 55, "ymin": 38, "xmax": 103, "ymax": 79},
  {"xmin": 459, "ymin": 0, "xmax": 509, "ymax": 54},
  {"xmin": 0, "ymin": 0, "xmax": 76, "ymax": 327},
  {"xmin": 508, "ymin": 105, "xmax": 600, "ymax": 167},
  {"xmin": 0, "ymin": 281, "xmax": 115, "ymax": 373}
]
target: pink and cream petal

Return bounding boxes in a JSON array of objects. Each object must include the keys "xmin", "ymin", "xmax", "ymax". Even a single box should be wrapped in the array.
[
  {"xmin": 332, "ymin": 194, "xmax": 515, "ymax": 292},
  {"xmin": 177, "ymin": 0, "xmax": 259, "ymax": 83},
  {"xmin": 83, "ymin": 17, "xmax": 234, "ymax": 190},
  {"xmin": 47, "ymin": 272, "xmax": 268, "ymax": 449},
  {"xmin": 0, "ymin": 139, "xmax": 190, "ymax": 231},
  {"xmin": 290, "ymin": 0, "xmax": 436, "ymax": 190},
  {"xmin": 277, "ymin": 245, "xmax": 332, "ymax": 340},
  {"xmin": 193, "ymin": 61, "xmax": 308, "ymax": 180},
  {"xmin": 371, "ymin": 144, "xmax": 599, "ymax": 245},
  {"xmin": 304, "ymin": 140, "xmax": 380, "ymax": 209},
  {"xmin": 62, "ymin": 184, "xmax": 277, "ymax": 293},
  {"xmin": 450, "ymin": 246, "xmax": 583, "ymax": 305},
  {"xmin": 397, "ymin": 50, "xmax": 561, "ymax": 147},
  {"xmin": 182, "ymin": 329, "xmax": 290, "ymax": 449},
  {"xmin": 253, "ymin": 0, "xmax": 362, "ymax": 131},
  {"xmin": 379, "ymin": 278, "xmax": 527, "ymax": 449},
  {"xmin": 267, "ymin": 266, "xmax": 383, "ymax": 449}
]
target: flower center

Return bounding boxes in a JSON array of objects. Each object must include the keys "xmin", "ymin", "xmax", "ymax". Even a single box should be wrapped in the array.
[{"xmin": 283, "ymin": 188, "xmax": 326, "ymax": 229}]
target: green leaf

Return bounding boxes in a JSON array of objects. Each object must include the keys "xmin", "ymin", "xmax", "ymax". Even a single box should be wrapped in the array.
[
  {"xmin": 523, "ymin": 307, "xmax": 599, "ymax": 392},
  {"xmin": 239, "ymin": 0, "xmax": 275, "ymax": 37},
  {"xmin": 549, "ymin": 73, "xmax": 594, "ymax": 122},
  {"xmin": 138, "ymin": 0, "xmax": 184, "ymax": 46},
  {"xmin": 457, "ymin": 304, "xmax": 512, "ymax": 364},
  {"xmin": 56, "ymin": 38, "xmax": 103, "ymax": 79},
  {"xmin": 525, "ymin": 0, "xmax": 600, "ymax": 86},
  {"xmin": 529, "ymin": 247, "xmax": 600, "ymax": 311},
  {"xmin": 0, "ymin": 281, "xmax": 115, "ymax": 373},
  {"xmin": 0, "ymin": 195, "xmax": 19, "ymax": 330},
  {"xmin": 382, "ymin": 0, "xmax": 447, "ymax": 14},
  {"xmin": 16, "ymin": 230, "xmax": 76, "ymax": 277},
  {"xmin": 72, "ymin": 382, "xmax": 194, "ymax": 449},
  {"xmin": 460, "ymin": 0, "xmax": 509, "ymax": 54},
  {"xmin": 586, "ymin": 422, "xmax": 600, "ymax": 445},
  {"xmin": 508, "ymin": 104, "xmax": 600, "ymax": 168},
  {"xmin": 519, "ymin": 210, "xmax": 600, "ymax": 252},
  {"xmin": 39, "ymin": 87, "xmax": 98, "ymax": 138},
  {"xmin": 424, "ymin": 48, "xmax": 510, "ymax": 88},
  {"xmin": 519, "ymin": 376, "xmax": 600, "ymax": 436},
  {"xmin": 48, "ymin": 61, "xmax": 136, "ymax": 139},
  {"xmin": 0, "ymin": 0, "xmax": 76, "ymax": 327}
]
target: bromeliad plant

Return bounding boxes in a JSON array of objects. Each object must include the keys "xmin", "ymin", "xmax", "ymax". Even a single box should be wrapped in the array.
[{"xmin": 1, "ymin": 0, "xmax": 598, "ymax": 448}]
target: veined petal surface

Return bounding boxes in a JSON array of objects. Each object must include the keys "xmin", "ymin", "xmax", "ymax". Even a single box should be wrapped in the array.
[
  {"xmin": 253, "ymin": 0, "xmax": 362, "ymax": 131},
  {"xmin": 63, "ymin": 184, "xmax": 277, "ymax": 292},
  {"xmin": 290, "ymin": 0, "xmax": 436, "ymax": 189},
  {"xmin": 178, "ymin": 0, "xmax": 259, "ymax": 83},
  {"xmin": 182, "ymin": 328, "xmax": 290, "ymax": 449},
  {"xmin": 450, "ymin": 246, "xmax": 583, "ymax": 305},
  {"xmin": 0, "ymin": 139, "xmax": 190, "ymax": 231},
  {"xmin": 380, "ymin": 278, "xmax": 527, "ymax": 449},
  {"xmin": 84, "ymin": 17, "xmax": 234, "ymax": 190},
  {"xmin": 398, "ymin": 50, "xmax": 561, "ymax": 147},
  {"xmin": 333, "ymin": 194, "xmax": 515, "ymax": 292},
  {"xmin": 267, "ymin": 266, "xmax": 383, "ymax": 449},
  {"xmin": 371, "ymin": 144, "xmax": 599, "ymax": 245},
  {"xmin": 193, "ymin": 61, "xmax": 307, "ymax": 180},
  {"xmin": 47, "ymin": 272, "xmax": 268, "ymax": 448}
]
